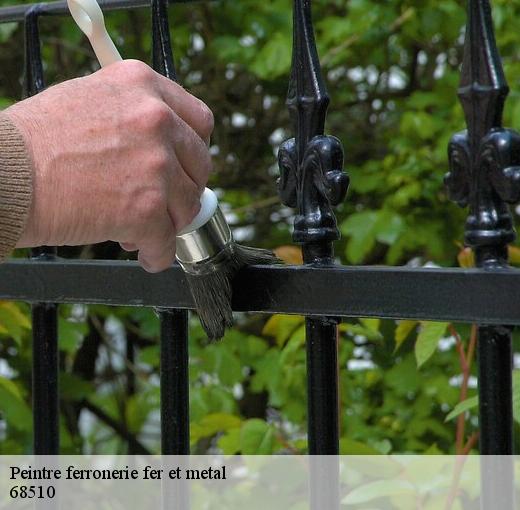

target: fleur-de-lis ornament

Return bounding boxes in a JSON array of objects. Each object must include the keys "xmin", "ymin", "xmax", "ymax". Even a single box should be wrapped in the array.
[
  {"xmin": 445, "ymin": 0, "xmax": 520, "ymax": 266},
  {"xmin": 278, "ymin": 0, "xmax": 349, "ymax": 254}
]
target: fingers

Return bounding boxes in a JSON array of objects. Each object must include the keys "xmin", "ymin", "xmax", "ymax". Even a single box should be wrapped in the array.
[
  {"xmin": 164, "ymin": 155, "xmax": 203, "ymax": 233},
  {"xmin": 120, "ymin": 242, "xmax": 138, "ymax": 252},
  {"xmin": 132, "ymin": 146, "xmax": 205, "ymax": 272},
  {"xmin": 169, "ymin": 113, "xmax": 213, "ymax": 191},
  {"xmin": 135, "ymin": 213, "xmax": 177, "ymax": 273},
  {"xmin": 125, "ymin": 167, "xmax": 201, "ymax": 273},
  {"xmin": 154, "ymin": 75, "xmax": 214, "ymax": 146}
]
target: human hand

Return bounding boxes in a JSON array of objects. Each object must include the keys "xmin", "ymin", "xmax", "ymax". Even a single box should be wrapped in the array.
[{"xmin": 5, "ymin": 59, "xmax": 214, "ymax": 272}]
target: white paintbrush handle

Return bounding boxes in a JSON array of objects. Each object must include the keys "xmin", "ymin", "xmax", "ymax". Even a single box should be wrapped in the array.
[
  {"xmin": 67, "ymin": 0, "xmax": 216, "ymax": 234},
  {"xmin": 67, "ymin": 0, "xmax": 122, "ymax": 66}
]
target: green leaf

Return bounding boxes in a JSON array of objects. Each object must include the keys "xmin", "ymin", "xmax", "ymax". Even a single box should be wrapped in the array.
[
  {"xmin": 400, "ymin": 111, "xmax": 437, "ymax": 140},
  {"xmin": 279, "ymin": 325, "xmax": 305, "ymax": 364},
  {"xmin": 59, "ymin": 318, "xmax": 88, "ymax": 353},
  {"xmin": 339, "ymin": 438, "xmax": 380, "ymax": 455},
  {"xmin": 59, "ymin": 373, "xmax": 94, "ymax": 401},
  {"xmin": 240, "ymin": 419, "xmax": 275, "ymax": 454},
  {"xmin": 373, "ymin": 211, "xmax": 405, "ymax": 244},
  {"xmin": 340, "ymin": 322, "xmax": 383, "ymax": 342},
  {"xmin": 512, "ymin": 371, "xmax": 520, "ymax": 424},
  {"xmin": 343, "ymin": 480, "xmax": 416, "ymax": 504},
  {"xmin": 445, "ymin": 396, "xmax": 479, "ymax": 422},
  {"xmin": 250, "ymin": 32, "xmax": 292, "ymax": 79},
  {"xmin": 250, "ymin": 349, "xmax": 281, "ymax": 394},
  {"xmin": 189, "ymin": 386, "xmax": 237, "ymax": 423},
  {"xmin": 217, "ymin": 428, "xmax": 241, "ymax": 454},
  {"xmin": 212, "ymin": 35, "xmax": 255, "ymax": 63},
  {"xmin": 359, "ymin": 318, "xmax": 380, "ymax": 332},
  {"xmin": 191, "ymin": 413, "xmax": 242, "ymax": 442},
  {"xmin": 138, "ymin": 345, "xmax": 160, "ymax": 367},
  {"xmin": 202, "ymin": 344, "xmax": 243, "ymax": 386},
  {"xmin": 341, "ymin": 211, "xmax": 379, "ymax": 263},
  {"xmin": 262, "ymin": 315, "xmax": 304, "ymax": 346},
  {"xmin": 133, "ymin": 308, "xmax": 160, "ymax": 339},
  {"xmin": 0, "ymin": 377, "xmax": 32, "ymax": 431},
  {"xmin": 0, "ymin": 302, "xmax": 31, "ymax": 345},
  {"xmin": 394, "ymin": 320, "xmax": 418, "ymax": 352},
  {"xmin": 0, "ymin": 23, "xmax": 17, "ymax": 43},
  {"xmin": 341, "ymin": 210, "xmax": 405, "ymax": 263},
  {"xmin": 415, "ymin": 321, "xmax": 448, "ymax": 368},
  {"xmin": 125, "ymin": 389, "xmax": 159, "ymax": 434}
]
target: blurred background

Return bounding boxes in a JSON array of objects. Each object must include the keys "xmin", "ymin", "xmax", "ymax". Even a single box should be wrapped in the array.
[{"xmin": 1, "ymin": 0, "xmax": 520, "ymax": 454}]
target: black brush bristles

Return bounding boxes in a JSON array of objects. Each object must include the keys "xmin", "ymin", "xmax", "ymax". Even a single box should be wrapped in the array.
[{"xmin": 185, "ymin": 244, "xmax": 281, "ymax": 340}]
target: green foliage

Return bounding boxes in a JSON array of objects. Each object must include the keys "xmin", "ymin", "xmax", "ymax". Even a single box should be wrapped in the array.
[
  {"xmin": 415, "ymin": 322, "xmax": 448, "ymax": 368},
  {"xmin": 445, "ymin": 396, "xmax": 479, "ymax": 423},
  {"xmin": 1, "ymin": 0, "xmax": 520, "ymax": 454},
  {"xmin": 0, "ymin": 301, "xmax": 30, "ymax": 345}
]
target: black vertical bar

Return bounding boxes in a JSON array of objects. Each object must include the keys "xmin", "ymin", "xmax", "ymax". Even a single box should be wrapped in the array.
[
  {"xmin": 151, "ymin": 0, "xmax": 190, "ymax": 457},
  {"xmin": 305, "ymin": 316, "xmax": 338, "ymax": 454},
  {"xmin": 445, "ymin": 0, "xmax": 516, "ymax": 456},
  {"xmin": 279, "ymin": 0, "xmax": 348, "ymax": 459},
  {"xmin": 279, "ymin": 0, "xmax": 348, "ymax": 501},
  {"xmin": 151, "ymin": 0, "xmax": 176, "ymax": 81},
  {"xmin": 304, "ymin": 246, "xmax": 340, "ymax": 510},
  {"xmin": 126, "ymin": 335, "xmax": 137, "ymax": 454},
  {"xmin": 304, "ymin": 245, "xmax": 339, "ymax": 455},
  {"xmin": 159, "ymin": 309, "xmax": 189, "ymax": 455},
  {"xmin": 478, "ymin": 323, "xmax": 514, "ymax": 509},
  {"xmin": 32, "ymin": 303, "xmax": 59, "ymax": 454},
  {"xmin": 304, "ymin": 240, "xmax": 340, "ymax": 510},
  {"xmin": 478, "ymin": 322, "xmax": 513, "ymax": 454},
  {"xmin": 24, "ymin": 6, "xmax": 60, "ymax": 455},
  {"xmin": 445, "ymin": 1, "xmax": 517, "ymax": 507}
]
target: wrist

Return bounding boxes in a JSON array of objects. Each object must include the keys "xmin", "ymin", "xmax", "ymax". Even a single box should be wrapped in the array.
[
  {"xmin": 4, "ymin": 105, "xmax": 49, "ymax": 247},
  {"xmin": 0, "ymin": 112, "xmax": 35, "ymax": 254}
]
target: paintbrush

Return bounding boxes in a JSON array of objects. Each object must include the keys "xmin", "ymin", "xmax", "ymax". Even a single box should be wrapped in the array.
[{"xmin": 67, "ymin": 0, "xmax": 280, "ymax": 340}]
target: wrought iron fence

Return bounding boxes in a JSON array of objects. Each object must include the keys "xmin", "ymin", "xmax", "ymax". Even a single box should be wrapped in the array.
[{"xmin": 0, "ymin": 0, "xmax": 518, "ymax": 505}]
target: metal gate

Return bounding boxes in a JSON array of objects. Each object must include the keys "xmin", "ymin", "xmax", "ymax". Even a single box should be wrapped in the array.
[{"xmin": 0, "ymin": 0, "xmax": 517, "ymax": 503}]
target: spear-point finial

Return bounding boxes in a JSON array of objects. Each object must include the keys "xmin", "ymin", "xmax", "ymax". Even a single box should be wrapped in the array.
[
  {"xmin": 287, "ymin": 0, "xmax": 330, "ymax": 161},
  {"xmin": 458, "ymin": 0, "xmax": 508, "ymax": 150},
  {"xmin": 446, "ymin": 0, "xmax": 520, "ymax": 265},
  {"xmin": 278, "ymin": 0, "xmax": 348, "ymax": 250}
]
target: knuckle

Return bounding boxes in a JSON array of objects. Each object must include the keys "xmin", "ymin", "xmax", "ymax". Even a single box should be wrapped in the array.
[
  {"xmin": 123, "ymin": 59, "xmax": 155, "ymax": 83},
  {"xmin": 147, "ymin": 148, "xmax": 171, "ymax": 176},
  {"xmin": 142, "ymin": 100, "xmax": 172, "ymax": 132}
]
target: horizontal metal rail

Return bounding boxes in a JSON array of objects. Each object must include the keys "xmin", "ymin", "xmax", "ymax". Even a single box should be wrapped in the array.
[
  {"xmin": 0, "ymin": 259, "xmax": 519, "ymax": 324},
  {"xmin": 0, "ymin": 0, "xmax": 212, "ymax": 23}
]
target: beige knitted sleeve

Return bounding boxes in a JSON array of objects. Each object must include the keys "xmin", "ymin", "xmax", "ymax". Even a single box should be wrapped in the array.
[{"xmin": 0, "ymin": 113, "xmax": 33, "ymax": 261}]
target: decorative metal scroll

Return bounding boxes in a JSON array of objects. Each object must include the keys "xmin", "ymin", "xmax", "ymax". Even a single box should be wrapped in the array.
[
  {"xmin": 278, "ymin": 0, "xmax": 349, "ymax": 247},
  {"xmin": 445, "ymin": 0, "xmax": 520, "ymax": 266}
]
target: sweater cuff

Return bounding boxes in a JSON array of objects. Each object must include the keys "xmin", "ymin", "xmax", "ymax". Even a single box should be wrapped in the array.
[{"xmin": 0, "ymin": 114, "xmax": 33, "ymax": 261}]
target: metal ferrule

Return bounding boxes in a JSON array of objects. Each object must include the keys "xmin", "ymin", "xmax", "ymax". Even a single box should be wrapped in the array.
[{"xmin": 175, "ymin": 206, "xmax": 232, "ymax": 273}]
